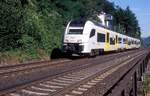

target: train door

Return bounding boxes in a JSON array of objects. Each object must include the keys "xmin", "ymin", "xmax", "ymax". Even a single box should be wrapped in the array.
[
  {"xmin": 89, "ymin": 29, "xmax": 96, "ymax": 52},
  {"xmin": 115, "ymin": 35, "xmax": 119, "ymax": 50},
  {"xmin": 104, "ymin": 32, "xmax": 110, "ymax": 51}
]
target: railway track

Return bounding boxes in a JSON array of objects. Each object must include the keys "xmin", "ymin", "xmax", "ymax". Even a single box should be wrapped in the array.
[
  {"xmin": 0, "ymin": 49, "xmax": 141, "ymax": 75},
  {"xmin": 0, "ymin": 49, "xmax": 147, "ymax": 96},
  {"xmin": 0, "ymin": 59, "xmax": 71, "ymax": 75}
]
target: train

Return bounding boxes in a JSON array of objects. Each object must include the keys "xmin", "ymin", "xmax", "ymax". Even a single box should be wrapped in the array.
[{"xmin": 62, "ymin": 12, "xmax": 141, "ymax": 56}]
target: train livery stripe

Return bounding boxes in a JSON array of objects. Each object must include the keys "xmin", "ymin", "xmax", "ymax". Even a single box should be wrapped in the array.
[
  {"xmin": 104, "ymin": 32, "xmax": 110, "ymax": 51},
  {"xmin": 104, "ymin": 42, "xmax": 110, "ymax": 51},
  {"xmin": 126, "ymin": 43, "xmax": 128, "ymax": 49},
  {"xmin": 115, "ymin": 43, "xmax": 119, "ymax": 50},
  {"xmin": 115, "ymin": 35, "xmax": 118, "ymax": 50}
]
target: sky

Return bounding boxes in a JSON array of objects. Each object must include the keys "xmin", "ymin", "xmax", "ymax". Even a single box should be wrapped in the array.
[{"xmin": 109, "ymin": 0, "xmax": 150, "ymax": 38}]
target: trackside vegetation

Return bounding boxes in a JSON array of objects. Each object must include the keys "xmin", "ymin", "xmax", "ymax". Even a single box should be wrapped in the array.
[{"xmin": 0, "ymin": 0, "xmax": 141, "ymax": 63}]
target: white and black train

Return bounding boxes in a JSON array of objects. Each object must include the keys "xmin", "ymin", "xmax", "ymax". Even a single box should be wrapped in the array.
[{"xmin": 62, "ymin": 12, "xmax": 141, "ymax": 56}]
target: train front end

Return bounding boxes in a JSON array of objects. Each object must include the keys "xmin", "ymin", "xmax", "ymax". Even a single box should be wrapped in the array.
[{"xmin": 62, "ymin": 19, "xmax": 89, "ymax": 55}]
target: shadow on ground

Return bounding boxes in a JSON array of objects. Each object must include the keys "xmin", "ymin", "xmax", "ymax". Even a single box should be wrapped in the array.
[{"xmin": 50, "ymin": 48, "xmax": 85, "ymax": 60}]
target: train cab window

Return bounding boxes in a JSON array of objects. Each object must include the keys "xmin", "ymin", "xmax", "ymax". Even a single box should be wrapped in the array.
[
  {"xmin": 97, "ymin": 33, "xmax": 105, "ymax": 42},
  {"xmin": 106, "ymin": 33, "xmax": 109, "ymax": 43},
  {"xmin": 90, "ymin": 29, "xmax": 95, "ymax": 38}
]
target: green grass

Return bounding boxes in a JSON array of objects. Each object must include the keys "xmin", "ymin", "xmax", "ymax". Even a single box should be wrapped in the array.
[{"xmin": 0, "ymin": 48, "xmax": 49, "ymax": 64}]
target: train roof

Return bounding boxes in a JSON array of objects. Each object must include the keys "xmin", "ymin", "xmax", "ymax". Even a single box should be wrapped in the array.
[
  {"xmin": 69, "ymin": 19, "xmax": 140, "ymax": 41},
  {"xmin": 89, "ymin": 20, "xmax": 140, "ymax": 41}
]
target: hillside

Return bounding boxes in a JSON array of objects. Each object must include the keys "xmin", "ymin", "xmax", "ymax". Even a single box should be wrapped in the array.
[{"xmin": 0, "ymin": 0, "xmax": 141, "ymax": 64}]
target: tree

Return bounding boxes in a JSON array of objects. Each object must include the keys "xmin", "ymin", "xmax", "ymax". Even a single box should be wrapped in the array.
[
  {"xmin": 114, "ymin": 6, "xmax": 141, "ymax": 38},
  {"xmin": 0, "ymin": 0, "xmax": 25, "ymax": 51},
  {"xmin": 0, "ymin": 0, "xmax": 141, "ymax": 54}
]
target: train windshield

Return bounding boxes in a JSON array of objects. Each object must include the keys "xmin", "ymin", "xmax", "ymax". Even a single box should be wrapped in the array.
[
  {"xmin": 68, "ymin": 29, "xmax": 83, "ymax": 34},
  {"xmin": 68, "ymin": 19, "xmax": 86, "ymax": 34},
  {"xmin": 70, "ymin": 19, "xmax": 86, "ymax": 27}
]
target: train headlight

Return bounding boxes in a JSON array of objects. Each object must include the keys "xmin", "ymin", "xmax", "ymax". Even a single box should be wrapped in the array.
[
  {"xmin": 77, "ymin": 39, "xmax": 82, "ymax": 43},
  {"xmin": 64, "ymin": 39, "xmax": 69, "ymax": 43}
]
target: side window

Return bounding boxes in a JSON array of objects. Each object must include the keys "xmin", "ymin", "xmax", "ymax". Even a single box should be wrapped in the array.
[
  {"xmin": 118, "ymin": 37, "xmax": 122, "ymax": 43},
  {"xmin": 128, "ymin": 40, "xmax": 130, "ymax": 45},
  {"xmin": 97, "ymin": 33, "xmax": 105, "ymax": 42},
  {"xmin": 123, "ymin": 38, "xmax": 126, "ymax": 44},
  {"xmin": 90, "ymin": 29, "xmax": 95, "ymax": 38},
  {"xmin": 110, "ymin": 37, "xmax": 115, "ymax": 45},
  {"xmin": 107, "ymin": 33, "xmax": 109, "ymax": 43}
]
